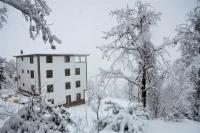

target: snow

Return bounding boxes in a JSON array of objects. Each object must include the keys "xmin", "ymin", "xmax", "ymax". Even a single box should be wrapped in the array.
[
  {"xmin": 0, "ymin": 89, "xmax": 29, "ymax": 128},
  {"xmin": 146, "ymin": 119, "xmax": 200, "ymax": 133},
  {"xmin": 67, "ymin": 98, "xmax": 200, "ymax": 133},
  {"xmin": 0, "ymin": 94, "xmax": 200, "ymax": 133}
]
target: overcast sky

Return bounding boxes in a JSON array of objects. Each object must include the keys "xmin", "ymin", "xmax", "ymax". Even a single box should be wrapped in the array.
[{"xmin": 0, "ymin": 0, "xmax": 197, "ymax": 77}]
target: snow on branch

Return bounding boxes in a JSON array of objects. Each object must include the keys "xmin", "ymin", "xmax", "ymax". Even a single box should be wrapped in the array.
[
  {"xmin": 99, "ymin": 68, "xmax": 140, "ymax": 87},
  {"xmin": 0, "ymin": 0, "xmax": 61, "ymax": 49}
]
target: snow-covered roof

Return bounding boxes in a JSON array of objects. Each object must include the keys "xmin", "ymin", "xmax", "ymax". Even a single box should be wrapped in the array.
[{"xmin": 14, "ymin": 53, "xmax": 89, "ymax": 57}]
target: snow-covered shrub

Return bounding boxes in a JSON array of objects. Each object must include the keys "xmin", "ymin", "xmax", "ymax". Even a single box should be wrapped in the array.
[
  {"xmin": 1, "ymin": 98, "xmax": 74, "ymax": 133},
  {"xmin": 103, "ymin": 101, "xmax": 148, "ymax": 133}
]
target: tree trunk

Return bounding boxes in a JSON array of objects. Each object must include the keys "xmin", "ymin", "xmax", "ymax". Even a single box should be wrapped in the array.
[{"xmin": 141, "ymin": 68, "xmax": 147, "ymax": 108}]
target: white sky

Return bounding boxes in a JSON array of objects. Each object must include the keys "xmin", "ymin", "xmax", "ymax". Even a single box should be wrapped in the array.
[{"xmin": 0, "ymin": 0, "xmax": 197, "ymax": 78}]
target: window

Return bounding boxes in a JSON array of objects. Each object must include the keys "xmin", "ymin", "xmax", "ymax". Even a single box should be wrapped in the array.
[
  {"xmin": 47, "ymin": 84, "xmax": 53, "ymax": 93},
  {"xmin": 21, "ymin": 57, "xmax": 23, "ymax": 61},
  {"xmin": 46, "ymin": 56, "xmax": 53, "ymax": 63},
  {"xmin": 27, "ymin": 70, "xmax": 29, "ymax": 74},
  {"xmin": 18, "ymin": 75, "xmax": 20, "ymax": 80},
  {"xmin": 22, "ymin": 69, "xmax": 24, "ymax": 73},
  {"xmin": 76, "ymin": 93, "xmax": 81, "ymax": 100},
  {"xmin": 65, "ymin": 56, "xmax": 70, "ymax": 62},
  {"xmin": 65, "ymin": 69, "xmax": 70, "ymax": 76},
  {"xmin": 31, "ymin": 85, "xmax": 35, "ymax": 90},
  {"xmin": 65, "ymin": 82, "xmax": 71, "ymax": 89},
  {"xmin": 76, "ymin": 81, "xmax": 81, "ymax": 88},
  {"xmin": 81, "ymin": 56, "xmax": 86, "ymax": 62},
  {"xmin": 66, "ymin": 95, "xmax": 71, "ymax": 103},
  {"xmin": 23, "ymin": 83, "xmax": 25, "ymax": 87},
  {"xmin": 30, "ymin": 56, "xmax": 33, "ymax": 64},
  {"xmin": 74, "ymin": 56, "xmax": 80, "ymax": 62},
  {"xmin": 75, "ymin": 68, "xmax": 80, "ymax": 75},
  {"xmin": 30, "ymin": 70, "xmax": 34, "ymax": 78},
  {"xmin": 46, "ymin": 70, "xmax": 53, "ymax": 78},
  {"xmin": 48, "ymin": 99, "xmax": 54, "ymax": 104}
]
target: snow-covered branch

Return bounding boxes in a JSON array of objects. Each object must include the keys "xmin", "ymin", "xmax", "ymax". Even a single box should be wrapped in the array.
[{"xmin": 0, "ymin": 0, "xmax": 61, "ymax": 49}]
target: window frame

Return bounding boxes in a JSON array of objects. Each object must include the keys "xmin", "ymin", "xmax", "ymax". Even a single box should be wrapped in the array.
[
  {"xmin": 66, "ymin": 95, "xmax": 71, "ymax": 103},
  {"xmin": 75, "ymin": 68, "xmax": 80, "ymax": 75},
  {"xmin": 30, "ymin": 56, "xmax": 34, "ymax": 64},
  {"xmin": 30, "ymin": 70, "xmax": 34, "ymax": 79},
  {"xmin": 65, "ymin": 56, "xmax": 70, "ymax": 63},
  {"xmin": 65, "ymin": 69, "xmax": 70, "ymax": 76},
  {"xmin": 47, "ymin": 84, "xmax": 54, "ymax": 93},
  {"xmin": 46, "ymin": 70, "xmax": 53, "ymax": 78},
  {"xmin": 46, "ymin": 56, "xmax": 53, "ymax": 63},
  {"xmin": 76, "ymin": 81, "xmax": 81, "ymax": 88},
  {"xmin": 31, "ymin": 85, "xmax": 35, "ymax": 90},
  {"xmin": 65, "ymin": 82, "xmax": 71, "ymax": 89},
  {"xmin": 76, "ymin": 93, "xmax": 81, "ymax": 101}
]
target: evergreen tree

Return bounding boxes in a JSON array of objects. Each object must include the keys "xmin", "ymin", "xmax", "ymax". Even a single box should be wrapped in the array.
[{"xmin": 0, "ymin": 56, "xmax": 6, "ymax": 89}]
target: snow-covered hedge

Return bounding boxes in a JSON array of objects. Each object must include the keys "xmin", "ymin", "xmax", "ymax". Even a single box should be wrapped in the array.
[{"xmin": 101, "ymin": 101, "xmax": 148, "ymax": 133}]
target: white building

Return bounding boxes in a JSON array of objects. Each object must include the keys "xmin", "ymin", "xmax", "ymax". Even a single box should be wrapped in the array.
[{"xmin": 14, "ymin": 53, "xmax": 89, "ymax": 107}]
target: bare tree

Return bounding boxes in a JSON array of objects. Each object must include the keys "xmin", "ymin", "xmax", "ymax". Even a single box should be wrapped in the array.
[
  {"xmin": 0, "ymin": 0, "xmax": 61, "ymax": 49},
  {"xmin": 88, "ymin": 77, "xmax": 108, "ymax": 133},
  {"xmin": 98, "ymin": 0, "xmax": 165, "ymax": 107}
]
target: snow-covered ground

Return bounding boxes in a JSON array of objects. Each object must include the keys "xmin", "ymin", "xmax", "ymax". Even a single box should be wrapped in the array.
[
  {"xmin": 67, "ymin": 98, "xmax": 200, "ymax": 133},
  {"xmin": 0, "ymin": 93, "xmax": 200, "ymax": 133},
  {"xmin": 146, "ymin": 119, "xmax": 200, "ymax": 133}
]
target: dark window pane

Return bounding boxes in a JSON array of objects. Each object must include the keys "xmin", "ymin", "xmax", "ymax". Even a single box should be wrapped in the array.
[
  {"xmin": 76, "ymin": 93, "xmax": 81, "ymax": 100},
  {"xmin": 21, "ymin": 57, "xmax": 23, "ymax": 61},
  {"xmin": 47, "ymin": 84, "xmax": 53, "ymax": 93},
  {"xmin": 65, "ymin": 82, "xmax": 71, "ymax": 89},
  {"xmin": 76, "ymin": 81, "xmax": 81, "ymax": 88},
  {"xmin": 75, "ymin": 68, "xmax": 80, "ymax": 75},
  {"xmin": 27, "ymin": 70, "xmax": 29, "ymax": 74},
  {"xmin": 65, "ymin": 56, "xmax": 70, "ymax": 62},
  {"xmin": 22, "ymin": 69, "xmax": 24, "ymax": 73},
  {"xmin": 30, "ymin": 56, "xmax": 34, "ymax": 64},
  {"xmin": 65, "ymin": 69, "xmax": 70, "ymax": 76},
  {"xmin": 30, "ymin": 70, "xmax": 34, "ymax": 78},
  {"xmin": 23, "ymin": 83, "xmax": 25, "ymax": 86},
  {"xmin": 31, "ymin": 85, "xmax": 35, "ymax": 89},
  {"xmin": 46, "ymin": 70, "xmax": 53, "ymax": 78},
  {"xmin": 66, "ymin": 95, "xmax": 71, "ymax": 103},
  {"xmin": 46, "ymin": 56, "xmax": 53, "ymax": 63}
]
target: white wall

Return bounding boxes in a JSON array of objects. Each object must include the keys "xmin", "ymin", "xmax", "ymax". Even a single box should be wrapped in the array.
[
  {"xmin": 16, "ymin": 56, "xmax": 39, "ymax": 92},
  {"xmin": 39, "ymin": 55, "xmax": 87, "ymax": 105}
]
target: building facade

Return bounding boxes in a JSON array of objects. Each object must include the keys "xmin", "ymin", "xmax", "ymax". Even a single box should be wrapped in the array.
[{"xmin": 14, "ymin": 53, "xmax": 88, "ymax": 106}]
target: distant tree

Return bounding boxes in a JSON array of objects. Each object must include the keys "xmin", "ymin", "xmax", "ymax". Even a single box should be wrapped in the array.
[
  {"xmin": 98, "ymin": 0, "xmax": 166, "ymax": 108},
  {"xmin": 174, "ymin": 3, "xmax": 200, "ymax": 121},
  {"xmin": 0, "ymin": 0, "xmax": 61, "ymax": 49},
  {"xmin": 88, "ymin": 77, "xmax": 108, "ymax": 133},
  {"xmin": 0, "ymin": 56, "xmax": 6, "ymax": 89},
  {"xmin": 4, "ymin": 59, "xmax": 15, "ymax": 79}
]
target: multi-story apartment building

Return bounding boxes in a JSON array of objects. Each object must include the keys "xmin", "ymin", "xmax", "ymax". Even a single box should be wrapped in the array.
[{"xmin": 14, "ymin": 53, "xmax": 88, "ymax": 107}]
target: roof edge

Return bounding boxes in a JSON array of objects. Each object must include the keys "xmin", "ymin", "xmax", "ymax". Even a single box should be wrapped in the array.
[{"xmin": 14, "ymin": 53, "xmax": 90, "ymax": 57}]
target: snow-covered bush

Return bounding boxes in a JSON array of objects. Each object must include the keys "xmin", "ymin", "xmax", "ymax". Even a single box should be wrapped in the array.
[
  {"xmin": 102, "ymin": 101, "xmax": 148, "ymax": 133},
  {"xmin": 1, "ymin": 98, "xmax": 74, "ymax": 133}
]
